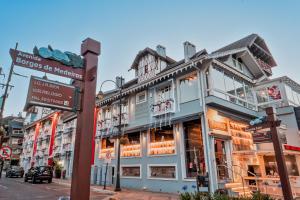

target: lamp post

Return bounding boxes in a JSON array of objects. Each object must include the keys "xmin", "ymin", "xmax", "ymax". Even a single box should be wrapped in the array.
[{"xmin": 98, "ymin": 77, "xmax": 123, "ymax": 191}]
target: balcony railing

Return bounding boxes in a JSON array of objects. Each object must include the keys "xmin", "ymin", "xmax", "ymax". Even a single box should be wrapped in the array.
[
  {"xmin": 112, "ymin": 113, "xmax": 129, "ymax": 126},
  {"xmin": 151, "ymin": 98, "xmax": 175, "ymax": 116},
  {"xmin": 99, "ymin": 119, "xmax": 112, "ymax": 130}
]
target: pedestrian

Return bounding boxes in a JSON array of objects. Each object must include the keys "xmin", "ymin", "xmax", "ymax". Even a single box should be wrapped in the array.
[{"xmin": 0, "ymin": 158, "xmax": 4, "ymax": 178}]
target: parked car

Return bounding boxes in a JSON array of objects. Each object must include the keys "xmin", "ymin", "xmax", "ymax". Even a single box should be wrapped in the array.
[
  {"xmin": 24, "ymin": 166, "xmax": 53, "ymax": 183},
  {"xmin": 6, "ymin": 166, "xmax": 24, "ymax": 178}
]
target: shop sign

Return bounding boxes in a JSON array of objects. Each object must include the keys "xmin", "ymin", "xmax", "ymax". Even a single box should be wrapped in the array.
[
  {"xmin": 284, "ymin": 144, "xmax": 300, "ymax": 152},
  {"xmin": 10, "ymin": 49, "xmax": 84, "ymax": 80},
  {"xmin": 0, "ymin": 146, "xmax": 12, "ymax": 159},
  {"xmin": 25, "ymin": 76, "xmax": 78, "ymax": 111},
  {"xmin": 208, "ymin": 120, "xmax": 228, "ymax": 132},
  {"xmin": 252, "ymin": 132, "xmax": 272, "ymax": 144}
]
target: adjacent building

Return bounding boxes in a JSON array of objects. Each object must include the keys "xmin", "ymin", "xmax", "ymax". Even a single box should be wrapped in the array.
[{"xmin": 1, "ymin": 115, "xmax": 24, "ymax": 168}]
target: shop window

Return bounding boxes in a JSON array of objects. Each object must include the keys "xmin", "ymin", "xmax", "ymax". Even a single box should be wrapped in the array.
[
  {"xmin": 149, "ymin": 125, "xmax": 175, "ymax": 155},
  {"xmin": 264, "ymin": 155, "xmax": 299, "ymax": 176},
  {"xmin": 121, "ymin": 132, "xmax": 141, "ymax": 157},
  {"xmin": 100, "ymin": 138, "xmax": 115, "ymax": 159},
  {"xmin": 121, "ymin": 165, "xmax": 141, "ymax": 178},
  {"xmin": 179, "ymin": 73, "xmax": 199, "ymax": 103},
  {"xmin": 136, "ymin": 91, "xmax": 147, "ymax": 104},
  {"xmin": 183, "ymin": 120, "xmax": 205, "ymax": 178},
  {"xmin": 149, "ymin": 165, "xmax": 176, "ymax": 179}
]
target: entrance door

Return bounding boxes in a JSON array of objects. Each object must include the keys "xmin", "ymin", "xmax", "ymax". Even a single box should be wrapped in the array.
[{"xmin": 214, "ymin": 139, "xmax": 229, "ymax": 181}]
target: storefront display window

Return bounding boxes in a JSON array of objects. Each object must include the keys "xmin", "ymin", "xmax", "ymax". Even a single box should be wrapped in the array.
[
  {"xmin": 179, "ymin": 73, "xmax": 199, "ymax": 103},
  {"xmin": 149, "ymin": 126, "xmax": 175, "ymax": 155},
  {"xmin": 183, "ymin": 120, "xmax": 205, "ymax": 178},
  {"xmin": 149, "ymin": 165, "xmax": 176, "ymax": 179},
  {"xmin": 121, "ymin": 166, "xmax": 141, "ymax": 178},
  {"xmin": 264, "ymin": 155, "xmax": 299, "ymax": 176},
  {"xmin": 121, "ymin": 132, "xmax": 141, "ymax": 157},
  {"xmin": 100, "ymin": 138, "xmax": 115, "ymax": 159}
]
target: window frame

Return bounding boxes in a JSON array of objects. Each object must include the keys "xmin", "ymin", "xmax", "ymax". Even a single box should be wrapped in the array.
[
  {"xmin": 136, "ymin": 91, "xmax": 147, "ymax": 104},
  {"xmin": 120, "ymin": 164, "xmax": 142, "ymax": 179},
  {"xmin": 147, "ymin": 163, "xmax": 178, "ymax": 181},
  {"xmin": 177, "ymin": 72, "xmax": 200, "ymax": 104},
  {"xmin": 147, "ymin": 126, "xmax": 177, "ymax": 157}
]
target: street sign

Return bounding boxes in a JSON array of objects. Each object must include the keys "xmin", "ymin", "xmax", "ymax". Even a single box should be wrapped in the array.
[
  {"xmin": 252, "ymin": 131, "xmax": 272, "ymax": 144},
  {"xmin": 0, "ymin": 146, "xmax": 12, "ymax": 159},
  {"xmin": 25, "ymin": 76, "xmax": 78, "ymax": 111},
  {"xmin": 244, "ymin": 120, "xmax": 281, "ymax": 132},
  {"xmin": 10, "ymin": 49, "xmax": 84, "ymax": 80},
  {"xmin": 104, "ymin": 150, "xmax": 112, "ymax": 164}
]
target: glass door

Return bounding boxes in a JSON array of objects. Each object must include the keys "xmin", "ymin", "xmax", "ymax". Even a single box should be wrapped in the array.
[{"xmin": 215, "ymin": 139, "xmax": 229, "ymax": 181}]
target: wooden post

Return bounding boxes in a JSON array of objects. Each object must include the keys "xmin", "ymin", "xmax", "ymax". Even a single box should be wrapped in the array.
[
  {"xmin": 70, "ymin": 38, "xmax": 100, "ymax": 200},
  {"xmin": 266, "ymin": 107, "xmax": 293, "ymax": 200}
]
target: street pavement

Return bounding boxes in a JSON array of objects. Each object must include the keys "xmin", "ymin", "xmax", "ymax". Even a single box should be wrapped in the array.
[{"xmin": 0, "ymin": 176, "xmax": 110, "ymax": 200}]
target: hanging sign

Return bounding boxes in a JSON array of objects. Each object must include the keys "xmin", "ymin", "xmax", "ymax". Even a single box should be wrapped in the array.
[
  {"xmin": 0, "ymin": 146, "xmax": 12, "ymax": 159},
  {"xmin": 252, "ymin": 132, "xmax": 272, "ymax": 144},
  {"xmin": 25, "ymin": 76, "xmax": 78, "ymax": 111},
  {"xmin": 10, "ymin": 49, "xmax": 84, "ymax": 81}
]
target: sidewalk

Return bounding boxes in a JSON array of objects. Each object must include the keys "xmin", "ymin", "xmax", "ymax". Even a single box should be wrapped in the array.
[{"xmin": 53, "ymin": 178, "xmax": 179, "ymax": 200}]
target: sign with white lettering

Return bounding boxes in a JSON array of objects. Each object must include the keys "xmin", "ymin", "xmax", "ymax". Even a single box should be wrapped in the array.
[
  {"xmin": 10, "ymin": 49, "xmax": 84, "ymax": 80},
  {"xmin": 252, "ymin": 131, "xmax": 272, "ymax": 144},
  {"xmin": 25, "ymin": 76, "xmax": 78, "ymax": 111}
]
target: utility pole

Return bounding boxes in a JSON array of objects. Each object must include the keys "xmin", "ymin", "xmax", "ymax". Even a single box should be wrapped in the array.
[
  {"xmin": 0, "ymin": 43, "xmax": 18, "ymax": 120},
  {"xmin": 0, "ymin": 43, "xmax": 18, "ymax": 150},
  {"xmin": 115, "ymin": 76, "xmax": 122, "ymax": 191}
]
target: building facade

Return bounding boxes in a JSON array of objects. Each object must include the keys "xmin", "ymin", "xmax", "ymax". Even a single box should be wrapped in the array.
[
  {"xmin": 1, "ymin": 115, "xmax": 24, "ymax": 168},
  {"xmin": 19, "ymin": 34, "xmax": 300, "ymax": 198},
  {"xmin": 21, "ymin": 110, "xmax": 76, "ymax": 178},
  {"xmin": 92, "ymin": 34, "xmax": 300, "ymax": 197}
]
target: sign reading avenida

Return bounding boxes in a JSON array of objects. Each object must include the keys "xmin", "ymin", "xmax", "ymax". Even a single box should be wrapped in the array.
[{"xmin": 10, "ymin": 49, "xmax": 84, "ymax": 80}]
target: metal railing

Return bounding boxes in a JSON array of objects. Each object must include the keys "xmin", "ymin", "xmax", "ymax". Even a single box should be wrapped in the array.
[{"xmin": 217, "ymin": 164, "xmax": 246, "ymax": 196}]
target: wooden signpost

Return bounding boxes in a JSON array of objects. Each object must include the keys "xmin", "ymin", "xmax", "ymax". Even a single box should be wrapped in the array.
[
  {"xmin": 245, "ymin": 107, "xmax": 293, "ymax": 200},
  {"xmin": 9, "ymin": 38, "xmax": 100, "ymax": 200}
]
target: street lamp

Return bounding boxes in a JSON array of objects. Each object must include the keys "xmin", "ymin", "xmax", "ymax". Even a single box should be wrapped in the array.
[{"xmin": 98, "ymin": 77, "xmax": 123, "ymax": 192}]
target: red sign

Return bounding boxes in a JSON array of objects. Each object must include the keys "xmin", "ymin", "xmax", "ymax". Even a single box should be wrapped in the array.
[
  {"xmin": 0, "ymin": 146, "xmax": 12, "ymax": 159},
  {"xmin": 10, "ymin": 49, "xmax": 84, "ymax": 80},
  {"xmin": 25, "ymin": 76, "xmax": 77, "ymax": 111},
  {"xmin": 252, "ymin": 132, "xmax": 272, "ymax": 144},
  {"xmin": 284, "ymin": 144, "xmax": 300, "ymax": 152}
]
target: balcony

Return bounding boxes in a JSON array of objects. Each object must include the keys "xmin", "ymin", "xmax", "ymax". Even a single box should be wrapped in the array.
[
  {"xmin": 63, "ymin": 127, "xmax": 74, "ymax": 135},
  {"xmin": 99, "ymin": 119, "xmax": 112, "ymax": 130},
  {"xmin": 151, "ymin": 98, "xmax": 175, "ymax": 116},
  {"xmin": 112, "ymin": 113, "xmax": 129, "ymax": 126}
]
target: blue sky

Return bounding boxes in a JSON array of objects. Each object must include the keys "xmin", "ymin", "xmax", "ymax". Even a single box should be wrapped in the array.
[{"xmin": 0, "ymin": 0, "xmax": 299, "ymax": 116}]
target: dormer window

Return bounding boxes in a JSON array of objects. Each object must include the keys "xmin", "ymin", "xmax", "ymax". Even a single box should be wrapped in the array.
[{"xmin": 144, "ymin": 65, "xmax": 148, "ymax": 74}]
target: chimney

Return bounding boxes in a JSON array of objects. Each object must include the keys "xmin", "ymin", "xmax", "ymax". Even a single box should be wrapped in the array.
[
  {"xmin": 184, "ymin": 41, "xmax": 196, "ymax": 62},
  {"xmin": 156, "ymin": 45, "xmax": 166, "ymax": 58},
  {"xmin": 116, "ymin": 76, "xmax": 125, "ymax": 88}
]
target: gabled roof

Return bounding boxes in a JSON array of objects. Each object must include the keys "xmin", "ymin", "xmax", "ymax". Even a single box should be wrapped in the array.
[
  {"xmin": 213, "ymin": 34, "xmax": 258, "ymax": 53},
  {"xmin": 213, "ymin": 33, "xmax": 277, "ymax": 68},
  {"xmin": 130, "ymin": 47, "xmax": 176, "ymax": 69}
]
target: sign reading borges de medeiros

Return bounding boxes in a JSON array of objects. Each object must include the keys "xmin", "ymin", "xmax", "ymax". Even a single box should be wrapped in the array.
[
  {"xmin": 10, "ymin": 49, "xmax": 84, "ymax": 81},
  {"xmin": 25, "ymin": 76, "xmax": 77, "ymax": 111}
]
